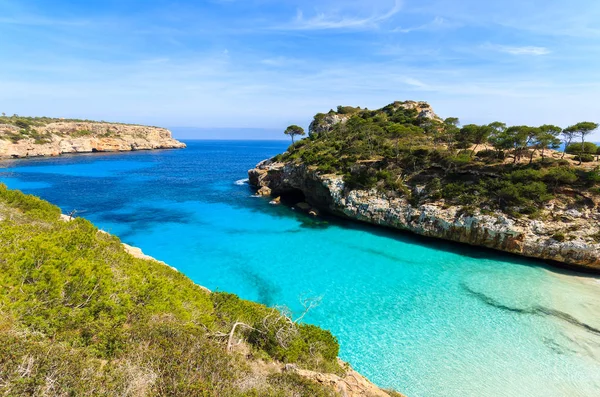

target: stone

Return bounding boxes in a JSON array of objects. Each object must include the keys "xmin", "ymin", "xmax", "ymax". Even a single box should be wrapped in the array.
[
  {"xmin": 308, "ymin": 208, "xmax": 319, "ymax": 216},
  {"xmin": 269, "ymin": 196, "xmax": 281, "ymax": 205},
  {"xmin": 257, "ymin": 186, "xmax": 272, "ymax": 196}
]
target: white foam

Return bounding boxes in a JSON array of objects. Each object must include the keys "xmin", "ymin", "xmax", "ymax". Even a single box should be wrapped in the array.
[{"xmin": 234, "ymin": 178, "xmax": 249, "ymax": 186}]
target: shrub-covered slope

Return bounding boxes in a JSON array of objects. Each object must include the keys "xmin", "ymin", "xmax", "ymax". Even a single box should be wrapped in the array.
[
  {"xmin": 277, "ymin": 101, "xmax": 599, "ymax": 218},
  {"xmin": 0, "ymin": 185, "xmax": 395, "ymax": 396}
]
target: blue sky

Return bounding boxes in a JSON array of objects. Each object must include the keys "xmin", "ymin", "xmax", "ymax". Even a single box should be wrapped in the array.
[{"xmin": 1, "ymin": 0, "xmax": 599, "ymax": 139}]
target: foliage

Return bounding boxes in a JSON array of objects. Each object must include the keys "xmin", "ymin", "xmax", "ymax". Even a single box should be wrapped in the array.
[
  {"xmin": 277, "ymin": 101, "xmax": 597, "ymax": 216},
  {"xmin": 0, "ymin": 185, "xmax": 343, "ymax": 396},
  {"xmin": 284, "ymin": 125, "xmax": 306, "ymax": 143},
  {"xmin": 566, "ymin": 142, "xmax": 598, "ymax": 154}
]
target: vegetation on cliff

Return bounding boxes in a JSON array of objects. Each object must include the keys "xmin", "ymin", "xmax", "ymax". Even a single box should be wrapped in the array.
[
  {"xmin": 0, "ymin": 185, "xmax": 363, "ymax": 396},
  {"xmin": 275, "ymin": 101, "xmax": 600, "ymax": 221}
]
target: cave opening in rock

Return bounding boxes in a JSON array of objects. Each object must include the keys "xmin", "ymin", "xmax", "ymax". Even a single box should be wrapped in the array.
[{"xmin": 279, "ymin": 188, "xmax": 306, "ymax": 206}]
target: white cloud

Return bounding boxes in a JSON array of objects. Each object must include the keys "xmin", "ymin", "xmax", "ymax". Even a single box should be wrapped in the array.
[
  {"xmin": 278, "ymin": 0, "xmax": 402, "ymax": 30},
  {"xmin": 392, "ymin": 16, "xmax": 460, "ymax": 33},
  {"xmin": 487, "ymin": 44, "xmax": 550, "ymax": 56}
]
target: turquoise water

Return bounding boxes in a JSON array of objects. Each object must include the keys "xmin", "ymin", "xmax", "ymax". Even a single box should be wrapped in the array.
[{"xmin": 1, "ymin": 140, "xmax": 599, "ymax": 397}]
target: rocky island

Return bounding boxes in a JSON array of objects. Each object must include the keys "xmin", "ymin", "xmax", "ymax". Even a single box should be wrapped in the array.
[
  {"xmin": 0, "ymin": 115, "xmax": 185, "ymax": 158},
  {"xmin": 250, "ymin": 101, "xmax": 600, "ymax": 272}
]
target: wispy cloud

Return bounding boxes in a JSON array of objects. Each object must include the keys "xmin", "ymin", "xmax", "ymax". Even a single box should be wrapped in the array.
[
  {"xmin": 279, "ymin": 0, "xmax": 402, "ymax": 30},
  {"xmin": 0, "ymin": 15, "xmax": 89, "ymax": 27},
  {"xmin": 392, "ymin": 16, "xmax": 460, "ymax": 33},
  {"xmin": 486, "ymin": 44, "xmax": 551, "ymax": 56}
]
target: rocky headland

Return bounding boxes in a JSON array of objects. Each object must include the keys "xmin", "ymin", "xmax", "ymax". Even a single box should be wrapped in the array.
[
  {"xmin": 0, "ymin": 118, "xmax": 185, "ymax": 158},
  {"xmin": 249, "ymin": 101, "xmax": 600, "ymax": 272}
]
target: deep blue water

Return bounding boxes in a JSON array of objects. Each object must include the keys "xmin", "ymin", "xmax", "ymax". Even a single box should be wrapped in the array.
[{"xmin": 1, "ymin": 140, "xmax": 600, "ymax": 397}]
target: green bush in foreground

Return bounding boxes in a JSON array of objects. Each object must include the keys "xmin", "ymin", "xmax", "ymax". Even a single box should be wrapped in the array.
[{"xmin": 0, "ymin": 185, "xmax": 344, "ymax": 396}]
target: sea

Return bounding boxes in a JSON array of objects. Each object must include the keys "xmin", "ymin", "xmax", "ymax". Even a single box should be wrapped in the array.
[{"xmin": 1, "ymin": 140, "xmax": 599, "ymax": 397}]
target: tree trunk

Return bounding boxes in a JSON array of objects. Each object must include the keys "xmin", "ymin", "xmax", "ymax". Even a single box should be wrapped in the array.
[
  {"xmin": 562, "ymin": 138, "xmax": 571, "ymax": 159},
  {"xmin": 529, "ymin": 148, "xmax": 536, "ymax": 164}
]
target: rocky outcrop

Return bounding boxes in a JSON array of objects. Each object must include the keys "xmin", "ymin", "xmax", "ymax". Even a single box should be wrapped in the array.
[
  {"xmin": 284, "ymin": 359, "xmax": 403, "ymax": 397},
  {"xmin": 308, "ymin": 101, "xmax": 440, "ymax": 136},
  {"xmin": 249, "ymin": 159, "xmax": 600, "ymax": 272},
  {"xmin": 0, "ymin": 121, "xmax": 185, "ymax": 158}
]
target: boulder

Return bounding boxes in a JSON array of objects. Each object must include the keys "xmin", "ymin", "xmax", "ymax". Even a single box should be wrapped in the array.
[{"xmin": 257, "ymin": 186, "xmax": 272, "ymax": 196}]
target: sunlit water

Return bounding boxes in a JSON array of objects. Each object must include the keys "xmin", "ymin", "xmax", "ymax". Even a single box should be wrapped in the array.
[{"xmin": 1, "ymin": 140, "xmax": 599, "ymax": 397}]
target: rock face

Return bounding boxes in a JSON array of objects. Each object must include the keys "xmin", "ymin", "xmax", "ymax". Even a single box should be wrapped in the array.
[
  {"xmin": 0, "ymin": 121, "xmax": 185, "ymax": 158},
  {"xmin": 249, "ymin": 159, "xmax": 600, "ymax": 272},
  {"xmin": 285, "ymin": 359, "xmax": 403, "ymax": 397}
]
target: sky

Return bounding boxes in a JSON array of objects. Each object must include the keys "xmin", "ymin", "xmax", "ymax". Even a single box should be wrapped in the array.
[{"xmin": 1, "ymin": 0, "xmax": 599, "ymax": 139}]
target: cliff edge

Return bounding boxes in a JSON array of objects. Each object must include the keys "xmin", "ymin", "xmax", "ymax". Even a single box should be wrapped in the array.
[{"xmin": 0, "ymin": 117, "xmax": 185, "ymax": 158}]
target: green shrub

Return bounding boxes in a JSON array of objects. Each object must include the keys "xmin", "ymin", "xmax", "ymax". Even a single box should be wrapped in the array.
[
  {"xmin": 14, "ymin": 119, "xmax": 31, "ymax": 129},
  {"xmin": 543, "ymin": 167, "xmax": 578, "ymax": 191},
  {"xmin": 508, "ymin": 168, "xmax": 543, "ymax": 183},
  {"xmin": 573, "ymin": 154, "xmax": 595, "ymax": 162},
  {"xmin": 566, "ymin": 142, "xmax": 598, "ymax": 155}
]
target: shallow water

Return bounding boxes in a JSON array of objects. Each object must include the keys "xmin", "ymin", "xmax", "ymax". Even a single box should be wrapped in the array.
[{"xmin": 1, "ymin": 140, "xmax": 599, "ymax": 397}]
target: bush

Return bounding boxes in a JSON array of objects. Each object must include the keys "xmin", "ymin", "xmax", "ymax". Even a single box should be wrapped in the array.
[
  {"xmin": 509, "ymin": 168, "xmax": 543, "ymax": 183},
  {"xmin": 14, "ymin": 119, "xmax": 31, "ymax": 129},
  {"xmin": 573, "ymin": 154, "xmax": 595, "ymax": 162},
  {"xmin": 543, "ymin": 167, "xmax": 578, "ymax": 191},
  {"xmin": 585, "ymin": 168, "xmax": 600, "ymax": 184},
  {"xmin": 476, "ymin": 149, "xmax": 504, "ymax": 160},
  {"xmin": 566, "ymin": 142, "xmax": 598, "ymax": 155}
]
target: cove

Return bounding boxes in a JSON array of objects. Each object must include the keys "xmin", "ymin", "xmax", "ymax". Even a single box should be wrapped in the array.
[{"xmin": 1, "ymin": 140, "xmax": 599, "ymax": 397}]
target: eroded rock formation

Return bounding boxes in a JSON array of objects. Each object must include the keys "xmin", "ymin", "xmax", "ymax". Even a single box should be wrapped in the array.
[{"xmin": 249, "ymin": 159, "xmax": 600, "ymax": 272}]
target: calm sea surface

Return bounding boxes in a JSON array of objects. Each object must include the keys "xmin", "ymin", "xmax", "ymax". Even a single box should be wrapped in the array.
[{"xmin": 1, "ymin": 140, "xmax": 599, "ymax": 397}]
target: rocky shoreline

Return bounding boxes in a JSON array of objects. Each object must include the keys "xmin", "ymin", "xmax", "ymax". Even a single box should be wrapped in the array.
[
  {"xmin": 249, "ymin": 159, "xmax": 600, "ymax": 273},
  {"xmin": 0, "ymin": 121, "xmax": 185, "ymax": 158}
]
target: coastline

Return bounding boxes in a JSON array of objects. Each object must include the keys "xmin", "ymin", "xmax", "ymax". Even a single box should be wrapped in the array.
[
  {"xmin": 0, "ymin": 121, "xmax": 185, "ymax": 159},
  {"xmin": 249, "ymin": 159, "xmax": 600, "ymax": 274}
]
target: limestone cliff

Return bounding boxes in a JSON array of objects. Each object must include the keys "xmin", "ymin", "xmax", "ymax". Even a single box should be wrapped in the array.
[
  {"xmin": 249, "ymin": 159, "xmax": 600, "ymax": 273},
  {"xmin": 0, "ymin": 121, "xmax": 185, "ymax": 158}
]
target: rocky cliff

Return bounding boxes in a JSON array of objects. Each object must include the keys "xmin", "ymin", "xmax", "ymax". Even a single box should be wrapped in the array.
[
  {"xmin": 249, "ymin": 159, "xmax": 600, "ymax": 272},
  {"xmin": 0, "ymin": 121, "xmax": 185, "ymax": 158}
]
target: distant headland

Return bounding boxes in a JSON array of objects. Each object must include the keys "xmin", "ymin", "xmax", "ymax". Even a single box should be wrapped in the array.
[{"xmin": 0, "ymin": 115, "xmax": 185, "ymax": 158}]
